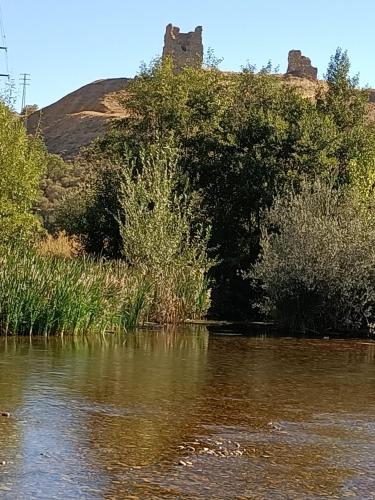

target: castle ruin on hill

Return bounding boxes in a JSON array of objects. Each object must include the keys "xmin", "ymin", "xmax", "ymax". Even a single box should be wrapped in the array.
[
  {"xmin": 286, "ymin": 50, "xmax": 318, "ymax": 80},
  {"xmin": 162, "ymin": 24, "xmax": 318, "ymax": 80},
  {"xmin": 26, "ymin": 24, "xmax": 375, "ymax": 160},
  {"xmin": 162, "ymin": 24, "xmax": 204, "ymax": 71}
]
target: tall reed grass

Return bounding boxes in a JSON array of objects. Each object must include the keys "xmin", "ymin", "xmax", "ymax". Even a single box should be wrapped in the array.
[
  {"xmin": 0, "ymin": 244, "xmax": 211, "ymax": 336},
  {"xmin": 0, "ymin": 246, "xmax": 147, "ymax": 335}
]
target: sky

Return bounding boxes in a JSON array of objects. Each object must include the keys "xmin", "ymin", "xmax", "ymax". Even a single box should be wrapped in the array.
[{"xmin": 1, "ymin": 0, "xmax": 374, "ymax": 111}]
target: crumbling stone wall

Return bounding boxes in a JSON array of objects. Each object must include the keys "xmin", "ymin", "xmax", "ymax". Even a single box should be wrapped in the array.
[
  {"xmin": 287, "ymin": 50, "xmax": 318, "ymax": 80},
  {"xmin": 162, "ymin": 24, "xmax": 203, "ymax": 70}
]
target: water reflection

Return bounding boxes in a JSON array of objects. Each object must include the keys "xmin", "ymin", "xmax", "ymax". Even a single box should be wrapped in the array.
[{"xmin": 1, "ymin": 331, "xmax": 375, "ymax": 498}]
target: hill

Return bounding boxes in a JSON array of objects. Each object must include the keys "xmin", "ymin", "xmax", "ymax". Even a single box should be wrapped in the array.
[{"xmin": 27, "ymin": 78, "xmax": 130, "ymax": 159}]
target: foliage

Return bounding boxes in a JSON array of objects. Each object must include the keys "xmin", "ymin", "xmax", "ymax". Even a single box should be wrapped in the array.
[
  {"xmin": 58, "ymin": 49, "xmax": 375, "ymax": 323},
  {"xmin": 0, "ymin": 101, "xmax": 47, "ymax": 242},
  {"xmin": 119, "ymin": 144, "xmax": 212, "ymax": 323},
  {"xmin": 21, "ymin": 104, "xmax": 39, "ymax": 118},
  {"xmin": 251, "ymin": 179, "xmax": 375, "ymax": 333},
  {"xmin": 52, "ymin": 157, "xmax": 124, "ymax": 257},
  {"xmin": 37, "ymin": 154, "xmax": 89, "ymax": 233},
  {"xmin": 36, "ymin": 231, "xmax": 84, "ymax": 259},
  {"xmin": 46, "ymin": 143, "xmax": 212, "ymax": 325},
  {"xmin": 92, "ymin": 57, "xmax": 350, "ymax": 318},
  {"xmin": 316, "ymin": 48, "xmax": 373, "ymax": 181}
]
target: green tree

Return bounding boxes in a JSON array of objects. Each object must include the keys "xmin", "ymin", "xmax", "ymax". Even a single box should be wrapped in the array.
[
  {"xmin": 0, "ymin": 101, "xmax": 47, "ymax": 242},
  {"xmin": 119, "ymin": 144, "xmax": 212, "ymax": 323},
  {"xmin": 316, "ymin": 48, "xmax": 373, "ymax": 181}
]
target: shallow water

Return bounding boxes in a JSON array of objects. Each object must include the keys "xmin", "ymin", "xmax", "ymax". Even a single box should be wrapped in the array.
[{"xmin": 1, "ymin": 328, "xmax": 375, "ymax": 499}]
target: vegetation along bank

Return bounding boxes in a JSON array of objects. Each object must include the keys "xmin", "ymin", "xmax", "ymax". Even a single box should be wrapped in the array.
[{"xmin": 2, "ymin": 48, "xmax": 375, "ymax": 335}]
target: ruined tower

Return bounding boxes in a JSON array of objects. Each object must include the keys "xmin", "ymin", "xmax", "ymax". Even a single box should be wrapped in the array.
[
  {"xmin": 286, "ymin": 50, "xmax": 318, "ymax": 80},
  {"xmin": 162, "ymin": 24, "xmax": 203, "ymax": 70}
]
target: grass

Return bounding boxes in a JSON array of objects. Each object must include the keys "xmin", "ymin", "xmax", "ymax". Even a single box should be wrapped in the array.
[
  {"xmin": 36, "ymin": 231, "xmax": 84, "ymax": 258},
  {"xmin": 0, "ymin": 246, "xmax": 146, "ymax": 335},
  {"xmin": 0, "ymin": 245, "xmax": 211, "ymax": 336}
]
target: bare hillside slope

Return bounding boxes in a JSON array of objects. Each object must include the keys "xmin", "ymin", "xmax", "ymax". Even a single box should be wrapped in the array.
[{"xmin": 27, "ymin": 78, "xmax": 130, "ymax": 159}]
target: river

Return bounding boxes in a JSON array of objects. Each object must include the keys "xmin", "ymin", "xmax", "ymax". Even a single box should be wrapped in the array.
[{"xmin": 1, "ymin": 327, "xmax": 375, "ymax": 499}]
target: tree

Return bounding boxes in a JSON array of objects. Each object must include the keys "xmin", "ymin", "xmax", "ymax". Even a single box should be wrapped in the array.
[
  {"xmin": 118, "ymin": 143, "xmax": 213, "ymax": 323},
  {"xmin": 91, "ymin": 59, "xmax": 336, "ymax": 318},
  {"xmin": 21, "ymin": 104, "xmax": 39, "ymax": 118},
  {"xmin": 0, "ymin": 101, "xmax": 47, "ymax": 242},
  {"xmin": 316, "ymin": 48, "xmax": 372, "ymax": 181}
]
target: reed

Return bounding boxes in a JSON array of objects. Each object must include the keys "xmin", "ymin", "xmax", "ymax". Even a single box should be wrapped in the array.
[
  {"xmin": 0, "ymin": 246, "xmax": 143, "ymax": 335},
  {"xmin": 0, "ymin": 244, "xmax": 211, "ymax": 336}
]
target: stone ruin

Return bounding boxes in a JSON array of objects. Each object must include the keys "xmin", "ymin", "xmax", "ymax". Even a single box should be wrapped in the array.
[
  {"xmin": 286, "ymin": 50, "xmax": 318, "ymax": 80},
  {"xmin": 162, "ymin": 24, "xmax": 203, "ymax": 71}
]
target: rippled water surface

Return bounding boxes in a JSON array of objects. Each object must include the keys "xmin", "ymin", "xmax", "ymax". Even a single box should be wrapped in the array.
[{"xmin": 1, "ymin": 328, "xmax": 375, "ymax": 499}]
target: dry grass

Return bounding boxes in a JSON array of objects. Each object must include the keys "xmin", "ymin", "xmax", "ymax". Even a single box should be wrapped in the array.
[{"xmin": 37, "ymin": 231, "xmax": 84, "ymax": 258}]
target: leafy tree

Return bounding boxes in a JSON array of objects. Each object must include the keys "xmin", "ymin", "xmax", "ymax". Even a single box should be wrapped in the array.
[
  {"xmin": 38, "ymin": 154, "xmax": 86, "ymax": 232},
  {"xmin": 50, "ymin": 156, "xmax": 119, "ymax": 256},
  {"xmin": 0, "ymin": 101, "xmax": 47, "ymax": 242},
  {"xmin": 119, "ymin": 143, "xmax": 212, "ymax": 322},
  {"xmin": 21, "ymin": 104, "xmax": 39, "ymax": 118},
  {"xmin": 316, "ymin": 48, "xmax": 373, "ymax": 181}
]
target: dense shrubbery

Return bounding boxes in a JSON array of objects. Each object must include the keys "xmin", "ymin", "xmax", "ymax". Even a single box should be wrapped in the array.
[
  {"xmin": 38, "ymin": 154, "xmax": 88, "ymax": 232},
  {"xmin": 119, "ymin": 145, "xmax": 212, "ymax": 323},
  {"xmin": 55, "ymin": 145, "xmax": 212, "ymax": 324},
  {"xmin": 251, "ymin": 179, "xmax": 375, "ymax": 333}
]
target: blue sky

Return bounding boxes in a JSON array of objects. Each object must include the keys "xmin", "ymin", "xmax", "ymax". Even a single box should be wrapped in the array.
[{"xmin": 1, "ymin": 0, "xmax": 374, "ymax": 110}]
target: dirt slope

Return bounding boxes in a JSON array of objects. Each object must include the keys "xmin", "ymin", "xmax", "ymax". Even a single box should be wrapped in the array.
[{"xmin": 27, "ymin": 78, "xmax": 130, "ymax": 159}]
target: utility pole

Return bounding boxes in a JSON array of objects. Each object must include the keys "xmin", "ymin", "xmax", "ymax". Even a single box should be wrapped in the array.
[{"xmin": 20, "ymin": 73, "xmax": 30, "ymax": 113}]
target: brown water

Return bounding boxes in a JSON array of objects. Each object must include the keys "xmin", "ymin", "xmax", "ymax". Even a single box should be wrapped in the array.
[{"xmin": 1, "ymin": 328, "xmax": 375, "ymax": 499}]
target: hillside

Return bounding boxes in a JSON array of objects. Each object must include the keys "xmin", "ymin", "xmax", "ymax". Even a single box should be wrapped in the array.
[
  {"xmin": 27, "ymin": 78, "xmax": 130, "ymax": 159},
  {"xmin": 27, "ymin": 74, "xmax": 375, "ymax": 160}
]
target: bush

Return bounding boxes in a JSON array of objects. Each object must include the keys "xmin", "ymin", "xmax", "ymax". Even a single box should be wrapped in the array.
[
  {"xmin": 119, "ymin": 144, "xmax": 213, "ymax": 323},
  {"xmin": 37, "ymin": 155, "xmax": 88, "ymax": 233},
  {"xmin": 49, "ymin": 143, "xmax": 212, "ymax": 324},
  {"xmin": 251, "ymin": 179, "xmax": 375, "ymax": 333},
  {"xmin": 36, "ymin": 231, "xmax": 84, "ymax": 259}
]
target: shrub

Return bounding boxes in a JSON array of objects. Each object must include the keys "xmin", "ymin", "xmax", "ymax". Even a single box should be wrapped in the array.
[
  {"xmin": 36, "ymin": 231, "xmax": 84, "ymax": 259},
  {"xmin": 119, "ymin": 144, "xmax": 213, "ymax": 323},
  {"xmin": 37, "ymin": 155, "xmax": 90, "ymax": 233},
  {"xmin": 251, "ymin": 179, "xmax": 375, "ymax": 333}
]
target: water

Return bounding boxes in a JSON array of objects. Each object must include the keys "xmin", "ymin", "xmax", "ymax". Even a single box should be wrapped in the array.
[{"xmin": 1, "ymin": 328, "xmax": 375, "ymax": 499}]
